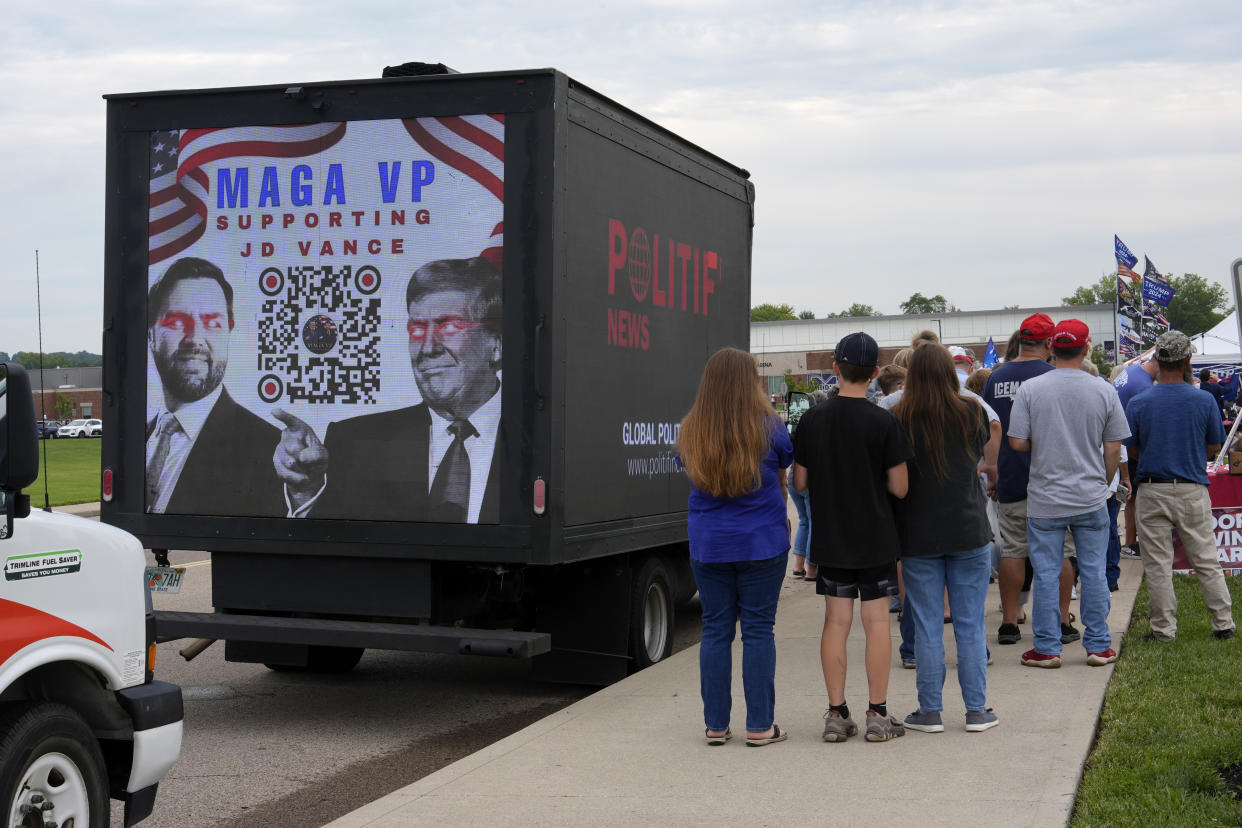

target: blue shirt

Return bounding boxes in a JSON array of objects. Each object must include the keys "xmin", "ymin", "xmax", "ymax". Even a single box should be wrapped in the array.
[
  {"xmin": 1114, "ymin": 362, "xmax": 1155, "ymax": 412},
  {"xmin": 687, "ymin": 418, "xmax": 793, "ymax": 563},
  {"xmin": 982, "ymin": 359, "xmax": 1053, "ymax": 503},
  {"xmin": 1126, "ymin": 383, "xmax": 1225, "ymax": 485}
]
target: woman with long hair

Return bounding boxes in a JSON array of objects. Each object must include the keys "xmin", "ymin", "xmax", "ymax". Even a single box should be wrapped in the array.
[
  {"xmin": 891, "ymin": 345, "xmax": 998, "ymax": 734},
  {"xmin": 679, "ymin": 347, "xmax": 793, "ymax": 747}
]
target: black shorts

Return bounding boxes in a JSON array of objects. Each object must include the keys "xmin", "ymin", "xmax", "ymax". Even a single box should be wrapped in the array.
[{"xmin": 814, "ymin": 563, "xmax": 899, "ymax": 601}]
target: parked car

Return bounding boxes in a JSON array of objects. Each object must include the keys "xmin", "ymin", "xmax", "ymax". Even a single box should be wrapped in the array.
[
  {"xmin": 36, "ymin": 419, "xmax": 61, "ymax": 439},
  {"xmin": 58, "ymin": 418, "xmax": 102, "ymax": 438}
]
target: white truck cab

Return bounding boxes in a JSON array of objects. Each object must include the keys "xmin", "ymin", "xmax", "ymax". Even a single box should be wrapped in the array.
[{"xmin": 1, "ymin": 362, "xmax": 183, "ymax": 826}]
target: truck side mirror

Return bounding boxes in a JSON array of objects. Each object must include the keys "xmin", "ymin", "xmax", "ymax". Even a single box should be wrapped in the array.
[{"xmin": 0, "ymin": 362, "xmax": 39, "ymax": 539}]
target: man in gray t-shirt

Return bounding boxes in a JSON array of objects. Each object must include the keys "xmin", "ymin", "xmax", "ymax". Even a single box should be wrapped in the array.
[{"xmin": 1009, "ymin": 319, "xmax": 1129, "ymax": 668}]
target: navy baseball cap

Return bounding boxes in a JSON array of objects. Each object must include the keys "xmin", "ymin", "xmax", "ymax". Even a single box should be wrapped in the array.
[{"xmin": 835, "ymin": 332, "xmax": 879, "ymax": 367}]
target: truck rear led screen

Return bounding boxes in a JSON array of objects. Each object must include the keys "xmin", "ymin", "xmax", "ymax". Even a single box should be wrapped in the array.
[{"xmin": 143, "ymin": 116, "xmax": 505, "ymax": 523}]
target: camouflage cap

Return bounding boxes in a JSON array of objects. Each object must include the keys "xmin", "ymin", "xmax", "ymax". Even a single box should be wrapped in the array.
[{"xmin": 1154, "ymin": 330, "xmax": 1192, "ymax": 362}]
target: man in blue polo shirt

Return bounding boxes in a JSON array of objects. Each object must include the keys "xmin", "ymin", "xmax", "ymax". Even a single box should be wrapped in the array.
[{"xmin": 1126, "ymin": 331, "xmax": 1237, "ymax": 642}]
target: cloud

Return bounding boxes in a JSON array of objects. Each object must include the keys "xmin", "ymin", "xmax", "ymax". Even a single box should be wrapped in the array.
[{"xmin": 3, "ymin": 0, "xmax": 1242, "ymax": 349}]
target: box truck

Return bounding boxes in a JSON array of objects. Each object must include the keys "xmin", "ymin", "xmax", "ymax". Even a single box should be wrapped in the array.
[
  {"xmin": 100, "ymin": 63, "xmax": 754, "ymax": 685},
  {"xmin": 1, "ymin": 363, "xmax": 183, "ymax": 825}
]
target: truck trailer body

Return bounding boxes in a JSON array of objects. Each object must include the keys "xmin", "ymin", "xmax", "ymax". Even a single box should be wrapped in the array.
[{"xmin": 100, "ymin": 66, "xmax": 754, "ymax": 684}]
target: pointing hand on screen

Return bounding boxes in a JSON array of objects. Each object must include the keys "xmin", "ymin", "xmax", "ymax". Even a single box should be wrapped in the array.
[{"xmin": 272, "ymin": 408, "xmax": 329, "ymax": 511}]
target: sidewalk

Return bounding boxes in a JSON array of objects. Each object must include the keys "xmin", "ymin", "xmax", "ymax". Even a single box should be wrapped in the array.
[
  {"xmin": 328, "ymin": 555, "xmax": 1141, "ymax": 827},
  {"xmin": 51, "ymin": 501, "xmax": 101, "ymax": 518}
]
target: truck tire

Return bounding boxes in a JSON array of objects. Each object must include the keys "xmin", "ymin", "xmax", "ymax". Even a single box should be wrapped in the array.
[
  {"xmin": 0, "ymin": 702, "xmax": 109, "ymax": 828},
  {"xmin": 629, "ymin": 557, "xmax": 675, "ymax": 671}
]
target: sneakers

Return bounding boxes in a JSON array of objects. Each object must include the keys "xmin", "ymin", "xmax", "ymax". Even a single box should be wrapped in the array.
[
  {"xmin": 1021, "ymin": 648, "xmax": 1061, "ymax": 668},
  {"xmin": 1120, "ymin": 543, "xmax": 1140, "ymax": 559},
  {"xmin": 965, "ymin": 709, "xmax": 999, "ymax": 732},
  {"xmin": 997, "ymin": 623, "xmax": 1021, "ymax": 645},
  {"xmin": 1214, "ymin": 628, "xmax": 1237, "ymax": 641},
  {"xmin": 1142, "ymin": 631, "xmax": 1174, "ymax": 643},
  {"xmin": 903, "ymin": 709, "xmax": 944, "ymax": 733},
  {"xmin": 1060, "ymin": 621, "xmax": 1081, "ymax": 644},
  {"xmin": 821, "ymin": 710, "xmax": 858, "ymax": 742},
  {"xmin": 864, "ymin": 710, "xmax": 905, "ymax": 742},
  {"xmin": 1086, "ymin": 648, "xmax": 1119, "ymax": 666},
  {"xmin": 901, "ymin": 658, "xmax": 916, "ymax": 670}
]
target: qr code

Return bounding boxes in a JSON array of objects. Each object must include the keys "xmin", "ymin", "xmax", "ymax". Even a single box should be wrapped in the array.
[{"xmin": 256, "ymin": 265, "xmax": 383, "ymax": 404}]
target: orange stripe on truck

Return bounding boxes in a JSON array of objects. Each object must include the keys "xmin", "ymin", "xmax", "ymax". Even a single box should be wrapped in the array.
[{"xmin": 0, "ymin": 597, "xmax": 113, "ymax": 663}]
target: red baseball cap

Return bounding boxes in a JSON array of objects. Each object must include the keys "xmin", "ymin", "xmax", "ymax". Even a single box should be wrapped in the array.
[
  {"xmin": 1052, "ymin": 318, "xmax": 1090, "ymax": 348},
  {"xmin": 1019, "ymin": 313, "xmax": 1055, "ymax": 340}
]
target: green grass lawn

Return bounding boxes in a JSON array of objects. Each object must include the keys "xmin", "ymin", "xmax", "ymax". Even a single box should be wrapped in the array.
[
  {"xmin": 27, "ymin": 438, "xmax": 102, "ymax": 506},
  {"xmin": 1073, "ymin": 575, "xmax": 1242, "ymax": 826}
]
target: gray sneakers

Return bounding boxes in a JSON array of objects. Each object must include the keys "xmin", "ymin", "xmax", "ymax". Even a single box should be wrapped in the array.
[
  {"xmin": 864, "ymin": 710, "xmax": 905, "ymax": 742},
  {"xmin": 821, "ymin": 710, "xmax": 858, "ymax": 742},
  {"xmin": 965, "ymin": 709, "xmax": 999, "ymax": 732},
  {"xmin": 903, "ymin": 709, "xmax": 944, "ymax": 733}
]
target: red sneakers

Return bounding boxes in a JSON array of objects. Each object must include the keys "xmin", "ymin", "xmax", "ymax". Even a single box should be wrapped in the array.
[
  {"xmin": 1087, "ymin": 648, "xmax": 1119, "ymax": 666},
  {"xmin": 1021, "ymin": 649, "xmax": 1061, "ymax": 668}
]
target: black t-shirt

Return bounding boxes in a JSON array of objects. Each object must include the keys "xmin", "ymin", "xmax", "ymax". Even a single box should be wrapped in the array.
[
  {"xmin": 894, "ymin": 402, "xmax": 991, "ymax": 557},
  {"xmin": 794, "ymin": 396, "xmax": 913, "ymax": 569}
]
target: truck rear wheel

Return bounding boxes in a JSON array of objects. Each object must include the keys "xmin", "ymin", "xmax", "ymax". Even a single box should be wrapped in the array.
[
  {"xmin": 0, "ymin": 702, "xmax": 109, "ymax": 828},
  {"xmin": 629, "ymin": 557, "xmax": 675, "ymax": 671},
  {"xmin": 265, "ymin": 645, "xmax": 365, "ymax": 674}
]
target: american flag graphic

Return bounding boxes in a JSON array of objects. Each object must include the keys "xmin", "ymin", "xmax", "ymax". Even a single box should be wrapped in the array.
[
  {"xmin": 404, "ymin": 114, "xmax": 505, "ymax": 270},
  {"xmin": 148, "ymin": 123, "xmax": 348, "ymax": 266},
  {"xmin": 1118, "ymin": 263, "xmax": 1139, "ymax": 282}
]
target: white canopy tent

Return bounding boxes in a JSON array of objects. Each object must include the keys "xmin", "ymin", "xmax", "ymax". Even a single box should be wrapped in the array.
[{"xmin": 1191, "ymin": 311, "xmax": 1241, "ymax": 364}]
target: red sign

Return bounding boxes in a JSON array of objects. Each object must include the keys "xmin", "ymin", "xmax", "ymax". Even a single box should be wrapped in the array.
[{"xmin": 1172, "ymin": 505, "xmax": 1242, "ymax": 576}]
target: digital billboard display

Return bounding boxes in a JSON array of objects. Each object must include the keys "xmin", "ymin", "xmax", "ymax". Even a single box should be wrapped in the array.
[{"xmin": 143, "ymin": 116, "xmax": 505, "ymax": 523}]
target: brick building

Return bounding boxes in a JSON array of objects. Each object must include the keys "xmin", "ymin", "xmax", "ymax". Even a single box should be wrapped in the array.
[{"xmin": 29, "ymin": 367, "xmax": 103, "ymax": 423}]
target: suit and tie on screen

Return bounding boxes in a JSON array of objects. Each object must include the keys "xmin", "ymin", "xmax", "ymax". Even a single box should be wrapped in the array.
[
  {"xmin": 274, "ymin": 256, "xmax": 502, "ymax": 523},
  {"xmin": 145, "ymin": 257, "xmax": 284, "ymax": 517}
]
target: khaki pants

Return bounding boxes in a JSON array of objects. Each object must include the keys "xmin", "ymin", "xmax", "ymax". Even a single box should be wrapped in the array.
[{"xmin": 1136, "ymin": 483, "xmax": 1235, "ymax": 638}]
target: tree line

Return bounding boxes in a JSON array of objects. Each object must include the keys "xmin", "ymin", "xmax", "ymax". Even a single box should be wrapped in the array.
[
  {"xmin": 0, "ymin": 351, "xmax": 104, "ymax": 369},
  {"xmin": 753, "ymin": 274, "xmax": 1232, "ymax": 335}
]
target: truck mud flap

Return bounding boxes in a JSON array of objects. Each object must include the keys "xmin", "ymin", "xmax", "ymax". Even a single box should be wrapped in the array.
[{"xmin": 155, "ymin": 611, "xmax": 550, "ymax": 658}]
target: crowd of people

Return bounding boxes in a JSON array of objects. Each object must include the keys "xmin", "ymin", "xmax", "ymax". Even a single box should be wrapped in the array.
[{"xmin": 676, "ymin": 314, "xmax": 1237, "ymax": 747}]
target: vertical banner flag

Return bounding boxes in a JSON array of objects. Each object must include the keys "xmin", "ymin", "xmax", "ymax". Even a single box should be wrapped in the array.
[
  {"xmin": 984, "ymin": 337, "xmax": 998, "ymax": 368},
  {"xmin": 1144, "ymin": 255, "xmax": 1166, "ymax": 283},
  {"xmin": 1115, "ymin": 235, "xmax": 1143, "ymax": 361},
  {"xmin": 1115, "ymin": 234, "xmax": 1139, "ymax": 281}
]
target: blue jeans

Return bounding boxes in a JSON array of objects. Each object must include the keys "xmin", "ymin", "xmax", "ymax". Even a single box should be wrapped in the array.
[
  {"xmin": 901, "ymin": 546, "xmax": 991, "ymax": 712},
  {"xmin": 899, "ymin": 583, "xmax": 915, "ymax": 663},
  {"xmin": 1106, "ymin": 495, "xmax": 1121, "ymax": 589},
  {"xmin": 691, "ymin": 551, "xmax": 788, "ymax": 732},
  {"xmin": 788, "ymin": 482, "xmax": 811, "ymax": 557},
  {"xmin": 1028, "ymin": 506, "xmax": 1111, "ymax": 654}
]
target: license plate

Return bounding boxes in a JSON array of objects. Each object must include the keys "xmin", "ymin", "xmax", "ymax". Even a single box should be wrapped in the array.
[{"xmin": 145, "ymin": 566, "xmax": 187, "ymax": 593}]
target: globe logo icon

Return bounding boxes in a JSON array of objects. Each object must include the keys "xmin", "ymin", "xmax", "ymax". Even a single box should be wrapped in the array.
[{"xmin": 627, "ymin": 228, "xmax": 652, "ymax": 302}]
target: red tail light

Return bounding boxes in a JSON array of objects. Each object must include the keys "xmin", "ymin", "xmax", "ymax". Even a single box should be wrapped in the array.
[
  {"xmin": 102, "ymin": 468, "xmax": 114, "ymax": 502},
  {"xmin": 533, "ymin": 476, "xmax": 546, "ymax": 515}
]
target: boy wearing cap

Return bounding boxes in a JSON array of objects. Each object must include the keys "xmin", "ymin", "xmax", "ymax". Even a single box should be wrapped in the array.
[
  {"xmin": 1008, "ymin": 319, "xmax": 1130, "ymax": 667},
  {"xmin": 794, "ymin": 332, "xmax": 913, "ymax": 742},
  {"xmin": 983, "ymin": 313, "xmax": 1080, "ymax": 646},
  {"xmin": 1126, "ymin": 331, "xmax": 1236, "ymax": 642}
]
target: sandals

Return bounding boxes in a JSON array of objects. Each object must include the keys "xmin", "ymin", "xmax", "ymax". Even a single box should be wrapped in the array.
[
  {"xmin": 705, "ymin": 728, "xmax": 732, "ymax": 746},
  {"xmin": 746, "ymin": 724, "xmax": 788, "ymax": 747},
  {"xmin": 791, "ymin": 570, "xmax": 806, "ymax": 579}
]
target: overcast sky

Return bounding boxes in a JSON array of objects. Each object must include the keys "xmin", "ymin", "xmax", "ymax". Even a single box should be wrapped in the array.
[{"xmin": 3, "ymin": 0, "xmax": 1241, "ymax": 352}]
